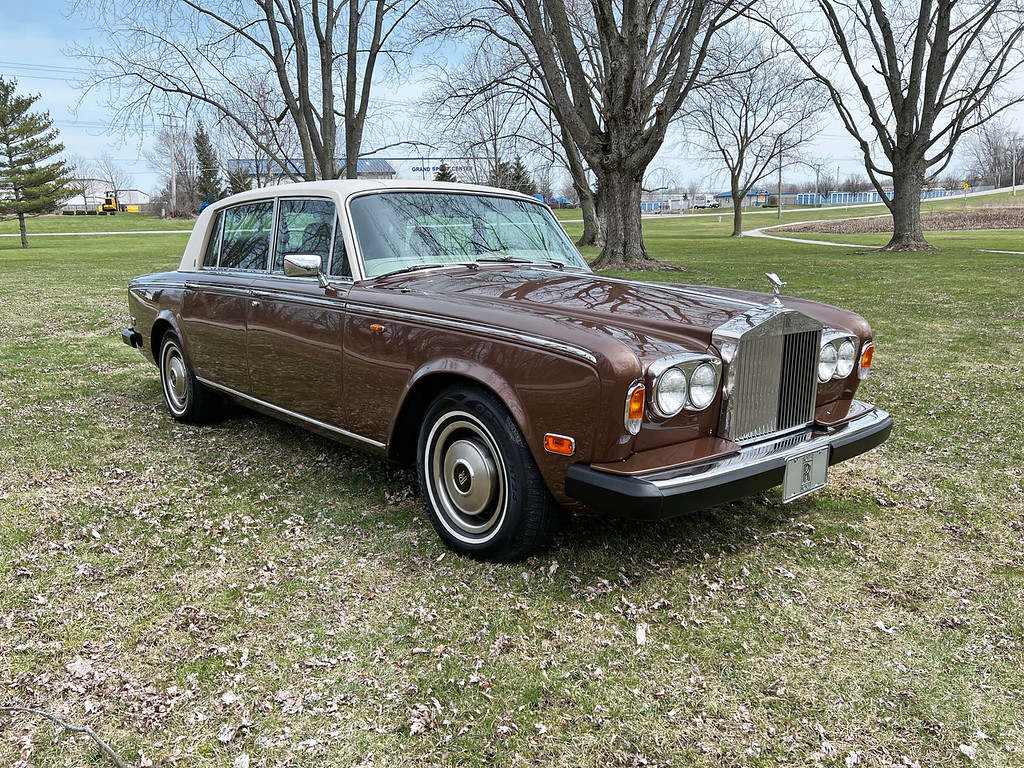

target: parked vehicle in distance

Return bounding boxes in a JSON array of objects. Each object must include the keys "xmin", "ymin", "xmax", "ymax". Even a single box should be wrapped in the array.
[
  {"xmin": 122, "ymin": 181, "xmax": 892, "ymax": 561},
  {"xmin": 693, "ymin": 195, "xmax": 721, "ymax": 209}
]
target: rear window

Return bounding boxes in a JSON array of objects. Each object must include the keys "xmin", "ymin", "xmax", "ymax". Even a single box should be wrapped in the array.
[{"xmin": 209, "ymin": 201, "xmax": 274, "ymax": 271}]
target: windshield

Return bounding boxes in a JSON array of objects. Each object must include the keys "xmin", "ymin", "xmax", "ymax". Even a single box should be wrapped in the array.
[{"xmin": 349, "ymin": 191, "xmax": 589, "ymax": 277}]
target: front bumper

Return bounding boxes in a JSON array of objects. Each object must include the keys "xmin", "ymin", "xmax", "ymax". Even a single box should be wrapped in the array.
[{"xmin": 564, "ymin": 402, "xmax": 892, "ymax": 521}]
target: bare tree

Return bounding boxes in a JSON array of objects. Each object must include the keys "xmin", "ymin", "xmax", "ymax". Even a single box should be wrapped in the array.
[
  {"xmin": 840, "ymin": 173, "xmax": 871, "ymax": 195},
  {"xmin": 147, "ymin": 127, "xmax": 198, "ymax": 215},
  {"xmin": 69, "ymin": 0, "xmax": 422, "ymax": 182},
  {"xmin": 686, "ymin": 27, "xmax": 827, "ymax": 236},
  {"xmin": 451, "ymin": 0, "xmax": 744, "ymax": 269},
  {"xmin": 937, "ymin": 171, "xmax": 964, "ymax": 191},
  {"xmin": 431, "ymin": 43, "xmax": 605, "ymax": 246},
  {"xmin": 755, "ymin": 0, "xmax": 1024, "ymax": 250},
  {"xmin": 961, "ymin": 117, "xmax": 1020, "ymax": 187},
  {"xmin": 95, "ymin": 153, "xmax": 134, "ymax": 201}
]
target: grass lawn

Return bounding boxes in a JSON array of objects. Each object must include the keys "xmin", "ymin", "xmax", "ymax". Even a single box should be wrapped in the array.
[
  {"xmin": 0, "ymin": 212, "xmax": 195, "ymax": 238},
  {"xmin": 1, "ymin": 208, "xmax": 1022, "ymax": 767}
]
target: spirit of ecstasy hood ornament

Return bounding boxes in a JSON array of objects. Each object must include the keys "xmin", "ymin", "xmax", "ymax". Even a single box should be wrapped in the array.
[{"xmin": 766, "ymin": 272, "xmax": 786, "ymax": 306}]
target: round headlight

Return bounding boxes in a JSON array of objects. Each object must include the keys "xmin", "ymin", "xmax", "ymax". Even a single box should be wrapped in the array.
[
  {"xmin": 687, "ymin": 362, "xmax": 718, "ymax": 410},
  {"xmin": 818, "ymin": 341, "xmax": 838, "ymax": 382},
  {"xmin": 654, "ymin": 367, "xmax": 687, "ymax": 417},
  {"xmin": 836, "ymin": 339, "xmax": 857, "ymax": 378}
]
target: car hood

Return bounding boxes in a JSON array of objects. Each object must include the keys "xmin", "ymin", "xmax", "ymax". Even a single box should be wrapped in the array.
[{"xmin": 367, "ymin": 267, "xmax": 871, "ymax": 362}]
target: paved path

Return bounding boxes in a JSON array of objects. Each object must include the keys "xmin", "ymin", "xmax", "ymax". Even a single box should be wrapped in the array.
[{"xmin": 742, "ymin": 225, "xmax": 870, "ymax": 248}]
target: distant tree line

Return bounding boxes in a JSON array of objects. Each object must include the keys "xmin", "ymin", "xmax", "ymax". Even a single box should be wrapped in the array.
[{"xmin": 66, "ymin": 0, "xmax": 1024, "ymax": 261}]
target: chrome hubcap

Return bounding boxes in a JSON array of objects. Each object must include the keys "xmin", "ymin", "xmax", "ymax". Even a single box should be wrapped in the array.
[
  {"xmin": 163, "ymin": 346, "xmax": 188, "ymax": 412},
  {"xmin": 442, "ymin": 438, "xmax": 498, "ymax": 517},
  {"xmin": 427, "ymin": 411, "xmax": 507, "ymax": 541}
]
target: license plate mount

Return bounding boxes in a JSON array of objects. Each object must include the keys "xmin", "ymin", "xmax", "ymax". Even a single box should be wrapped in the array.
[{"xmin": 783, "ymin": 446, "xmax": 829, "ymax": 503}]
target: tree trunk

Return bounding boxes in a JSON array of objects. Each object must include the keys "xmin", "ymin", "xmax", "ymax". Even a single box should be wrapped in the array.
[
  {"xmin": 881, "ymin": 159, "xmax": 935, "ymax": 251},
  {"xmin": 731, "ymin": 190, "xmax": 745, "ymax": 237},
  {"xmin": 590, "ymin": 165, "xmax": 654, "ymax": 270},
  {"xmin": 576, "ymin": 185, "xmax": 605, "ymax": 248},
  {"xmin": 18, "ymin": 213, "xmax": 28, "ymax": 249}
]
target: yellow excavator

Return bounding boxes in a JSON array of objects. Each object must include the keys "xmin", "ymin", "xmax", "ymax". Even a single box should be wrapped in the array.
[{"xmin": 98, "ymin": 191, "xmax": 140, "ymax": 214}]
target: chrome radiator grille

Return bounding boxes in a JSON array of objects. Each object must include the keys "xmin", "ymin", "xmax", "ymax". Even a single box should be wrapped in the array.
[{"xmin": 715, "ymin": 307, "xmax": 822, "ymax": 443}]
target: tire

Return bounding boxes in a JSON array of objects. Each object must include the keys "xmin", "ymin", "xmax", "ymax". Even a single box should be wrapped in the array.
[
  {"xmin": 417, "ymin": 386, "xmax": 561, "ymax": 562},
  {"xmin": 158, "ymin": 331, "xmax": 218, "ymax": 424}
]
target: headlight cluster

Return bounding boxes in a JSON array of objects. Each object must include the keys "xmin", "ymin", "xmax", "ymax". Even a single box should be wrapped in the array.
[
  {"xmin": 649, "ymin": 355, "xmax": 722, "ymax": 418},
  {"xmin": 818, "ymin": 334, "xmax": 859, "ymax": 382}
]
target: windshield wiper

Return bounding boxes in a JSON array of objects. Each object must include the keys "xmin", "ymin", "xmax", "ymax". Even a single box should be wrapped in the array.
[
  {"xmin": 476, "ymin": 255, "xmax": 574, "ymax": 270},
  {"xmin": 476, "ymin": 254, "xmax": 534, "ymax": 263},
  {"xmin": 375, "ymin": 262, "xmax": 478, "ymax": 279}
]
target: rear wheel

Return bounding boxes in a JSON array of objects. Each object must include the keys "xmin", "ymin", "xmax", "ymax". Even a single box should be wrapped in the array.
[
  {"xmin": 417, "ymin": 386, "xmax": 561, "ymax": 562},
  {"xmin": 159, "ymin": 331, "xmax": 217, "ymax": 424}
]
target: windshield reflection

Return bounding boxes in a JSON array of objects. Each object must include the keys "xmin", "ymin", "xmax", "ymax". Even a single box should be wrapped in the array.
[{"xmin": 349, "ymin": 192, "xmax": 589, "ymax": 277}]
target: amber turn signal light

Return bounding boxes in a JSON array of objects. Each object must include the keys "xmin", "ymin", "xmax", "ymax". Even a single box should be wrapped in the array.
[
  {"xmin": 624, "ymin": 382, "xmax": 645, "ymax": 435},
  {"xmin": 628, "ymin": 385, "xmax": 645, "ymax": 420},
  {"xmin": 861, "ymin": 344, "xmax": 874, "ymax": 369},
  {"xmin": 858, "ymin": 342, "xmax": 874, "ymax": 380},
  {"xmin": 543, "ymin": 434, "xmax": 576, "ymax": 456}
]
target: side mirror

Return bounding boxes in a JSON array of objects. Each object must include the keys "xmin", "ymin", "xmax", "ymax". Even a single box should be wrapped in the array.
[{"xmin": 283, "ymin": 254, "xmax": 328, "ymax": 287}]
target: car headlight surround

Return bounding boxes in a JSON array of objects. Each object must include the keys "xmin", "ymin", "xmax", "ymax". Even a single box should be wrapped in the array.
[
  {"xmin": 688, "ymin": 362, "xmax": 718, "ymax": 410},
  {"xmin": 647, "ymin": 353, "xmax": 722, "ymax": 418},
  {"xmin": 818, "ymin": 340, "xmax": 838, "ymax": 382},
  {"xmin": 836, "ymin": 338, "xmax": 857, "ymax": 379},
  {"xmin": 653, "ymin": 366, "xmax": 688, "ymax": 418}
]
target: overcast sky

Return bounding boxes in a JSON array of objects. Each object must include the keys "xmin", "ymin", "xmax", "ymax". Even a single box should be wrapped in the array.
[{"xmin": 3, "ymin": 2, "xmax": 1018, "ymax": 196}]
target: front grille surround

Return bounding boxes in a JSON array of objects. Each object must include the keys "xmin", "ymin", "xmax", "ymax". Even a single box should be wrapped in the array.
[{"xmin": 713, "ymin": 306, "xmax": 822, "ymax": 444}]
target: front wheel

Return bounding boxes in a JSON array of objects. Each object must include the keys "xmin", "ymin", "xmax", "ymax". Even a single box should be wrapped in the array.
[
  {"xmin": 417, "ymin": 386, "xmax": 561, "ymax": 562},
  {"xmin": 159, "ymin": 331, "xmax": 217, "ymax": 424}
]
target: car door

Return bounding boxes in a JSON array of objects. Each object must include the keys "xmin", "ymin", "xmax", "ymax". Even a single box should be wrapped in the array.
[
  {"xmin": 245, "ymin": 197, "xmax": 352, "ymax": 427},
  {"xmin": 181, "ymin": 200, "xmax": 274, "ymax": 394}
]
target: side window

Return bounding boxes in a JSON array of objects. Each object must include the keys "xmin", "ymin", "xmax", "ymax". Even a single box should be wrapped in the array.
[
  {"xmin": 219, "ymin": 201, "xmax": 274, "ymax": 271},
  {"xmin": 202, "ymin": 211, "xmax": 224, "ymax": 268},
  {"xmin": 273, "ymin": 198, "xmax": 337, "ymax": 274},
  {"xmin": 330, "ymin": 222, "xmax": 350, "ymax": 277}
]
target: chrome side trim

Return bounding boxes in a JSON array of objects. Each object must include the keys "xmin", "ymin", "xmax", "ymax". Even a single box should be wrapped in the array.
[
  {"xmin": 345, "ymin": 303, "xmax": 599, "ymax": 365},
  {"xmin": 130, "ymin": 279, "xmax": 187, "ymax": 290},
  {"xmin": 249, "ymin": 289, "xmax": 346, "ymax": 311},
  {"xmin": 183, "ymin": 281, "xmax": 253, "ymax": 298},
  {"xmin": 196, "ymin": 378, "xmax": 386, "ymax": 450}
]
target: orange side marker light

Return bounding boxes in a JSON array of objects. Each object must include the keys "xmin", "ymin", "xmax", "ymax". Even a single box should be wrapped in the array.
[{"xmin": 544, "ymin": 434, "xmax": 576, "ymax": 456}]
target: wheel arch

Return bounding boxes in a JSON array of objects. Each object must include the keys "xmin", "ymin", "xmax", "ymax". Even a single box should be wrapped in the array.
[
  {"xmin": 388, "ymin": 366, "xmax": 529, "ymax": 466},
  {"xmin": 150, "ymin": 313, "xmax": 185, "ymax": 364}
]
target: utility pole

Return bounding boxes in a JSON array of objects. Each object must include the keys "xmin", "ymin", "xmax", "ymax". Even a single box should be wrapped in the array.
[
  {"xmin": 160, "ymin": 112, "xmax": 178, "ymax": 217},
  {"xmin": 1013, "ymin": 138, "xmax": 1018, "ymax": 197},
  {"xmin": 814, "ymin": 163, "xmax": 821, "ymax": 207},
  {"xmin": 777, "ymin": 137, "xmax": 783, "ymax": 220}
]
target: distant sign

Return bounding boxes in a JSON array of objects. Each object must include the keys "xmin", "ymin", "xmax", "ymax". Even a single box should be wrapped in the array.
[{"xmin": 411, "ymin": 165, "xmax": 473, "ymax": 173}]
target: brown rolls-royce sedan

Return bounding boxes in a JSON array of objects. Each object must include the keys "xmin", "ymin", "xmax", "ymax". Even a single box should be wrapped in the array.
[{"xmin": 122, "ymin": 181, "xmax": 892, "ymax": 561}]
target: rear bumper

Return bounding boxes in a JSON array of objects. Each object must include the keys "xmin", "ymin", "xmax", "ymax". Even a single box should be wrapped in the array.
[
  {"xmin": 564, "ymin": 403, "xmax": 892, "ymax": 521},
  {"xmin": 122, "ymin": 327, "xmax": 143, "ymax": 348}
]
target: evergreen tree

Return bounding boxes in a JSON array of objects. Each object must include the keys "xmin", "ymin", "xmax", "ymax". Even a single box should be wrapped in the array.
[
  {"xmin": 226, "ymin": 165, "xmax": 253, "ymax": 196},
  {"xmin": 506, "ymin": 156, "xmax": 537, "ymax": 196},
  {"xmin": 194, "ymin": 121, "xmax": 223, "ymax": 206},
  {"xmin": 434, "ymin": 161, "xmax": 458, "ymax": 183},
  {"xmin": 0, "ymin": 77, "xmax": 78, "ymax": 249}
]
